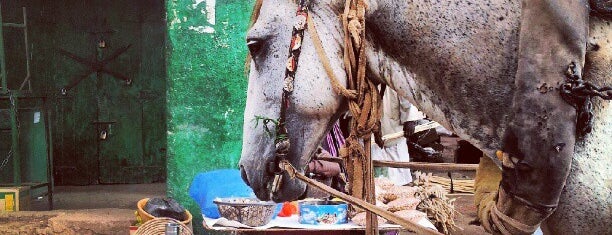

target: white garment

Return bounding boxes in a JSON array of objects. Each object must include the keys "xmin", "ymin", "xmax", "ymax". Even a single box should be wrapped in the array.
[
  {"xmin": 380, "ymin": 88, "xmax": 425, "ymax": 147},
  {"xmin": 372, "ymin": 88, "xmax": 423, "ymax": 185},
  {"xmin": 371, "ymin": 137, "xmax": 413, "ymax": 185}
]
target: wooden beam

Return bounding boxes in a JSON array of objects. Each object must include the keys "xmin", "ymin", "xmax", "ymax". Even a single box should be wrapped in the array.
[{"xmin": 373, "ymin": 160, "xmax": 479, "ymax": 171}]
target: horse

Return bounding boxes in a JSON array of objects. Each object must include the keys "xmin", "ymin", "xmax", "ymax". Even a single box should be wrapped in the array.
[{"xmin": 239, "ymin": 0, "xmax": 611, "ymax": 233}]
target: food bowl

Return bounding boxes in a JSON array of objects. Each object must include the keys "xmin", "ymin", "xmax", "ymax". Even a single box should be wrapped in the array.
[
  {"xmin": 213, "ymin": 197, "xmax": 277, "ymax": 227},
  {"xmin": 298, "ymin": 200, "xmax": 348, "ymax": 225}
]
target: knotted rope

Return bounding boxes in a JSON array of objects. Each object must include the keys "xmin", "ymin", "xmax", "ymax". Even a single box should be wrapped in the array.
[
  {"xmin": 479, "ymin": 192, "xmax": 541, "ymax": 235},
  {"xmin": 309, "ymin": 1, "xmax": 383, "ymax": 234}
]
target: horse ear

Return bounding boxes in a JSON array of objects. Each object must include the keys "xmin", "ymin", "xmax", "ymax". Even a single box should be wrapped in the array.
[
  {"xmin": 249, "ymin": 0, "xmax": 263, "ymax": 28},
  {"xmin": 245, "ymin": 0, "xmax": 265, "ymax": 77}
]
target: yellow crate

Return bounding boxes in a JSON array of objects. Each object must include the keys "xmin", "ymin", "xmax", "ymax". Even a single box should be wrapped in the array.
[{"xmin": 0, "ymin": 186, "xmax": 31, "ymax": 212}]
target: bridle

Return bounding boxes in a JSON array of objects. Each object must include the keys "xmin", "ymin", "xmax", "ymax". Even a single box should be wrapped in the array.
[
  {"xmin": 262, "ymin": 0, "xmax": 384, "ymax": 200},
  {"xmin": 267, "ymin": 0, "xmax": 310, "ymax": 193}
]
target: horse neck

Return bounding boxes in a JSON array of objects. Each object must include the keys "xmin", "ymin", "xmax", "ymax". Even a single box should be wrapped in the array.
[{"xmin": 365, "ymin": 42, "xmax": 422, "ymax": 109}]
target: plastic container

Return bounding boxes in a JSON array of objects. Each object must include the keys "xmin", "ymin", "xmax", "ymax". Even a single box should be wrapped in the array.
[
  {"xmin": 298, "ymin": 200, "xmax": 348, "ymax": 225},
  {"xmin": 188, "ymin": 169, "xmax": 255, "ymax": 218}
]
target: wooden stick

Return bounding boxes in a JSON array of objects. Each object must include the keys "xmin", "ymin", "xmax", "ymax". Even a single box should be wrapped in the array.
[
  {"xmin": 373, "ymin": 160, "xmax": 478, "ymax": 171},
  {"xmin": 382, "ymin": 121, "xmax": 441, "ymax": 141},
  {"xmin": 312, "ymin": 156, "xmax": 344, "ymax": 163},
  {"xmin": 364, "ymin": 137, "xmax": 378, "ymax": 235},
  {"xmin": 280, "ymin": 161, "xmax": 443, "ymax": 235}
]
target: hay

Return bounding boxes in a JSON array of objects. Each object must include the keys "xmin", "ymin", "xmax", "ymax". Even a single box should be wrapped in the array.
[{"xmin": 413, "ymin": 173, "xmax": 463, "ymax": 234}]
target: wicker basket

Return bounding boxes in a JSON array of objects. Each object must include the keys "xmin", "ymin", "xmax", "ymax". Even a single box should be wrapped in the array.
[
  {"xmin": 213, "ymin": 198, "xmax": 277, "ymax": 227},
  {"xmin": 137, "ymin": 198, "xmax": 193, "ymax": 229},
  {"xmin": 134, "ymin": 217, "xmax": 193, "ymax": 235}
]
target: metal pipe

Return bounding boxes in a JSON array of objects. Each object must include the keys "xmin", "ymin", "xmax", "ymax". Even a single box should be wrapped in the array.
[
  {"xmin": 9, "ymin": 94, "xmax": 21, "ymax": 186},
  {"xmin": 2, "ymin": 23, "xmax": 25, "ymax": 28},
  {"xmin": 0, "ymin": 4, "xmax": 7, "ymax": 94},
  {"xmin": 43, "ymin": 97, "xmax": 54, "ymax": 210},
  {"xmin": 19, "ymin": 7, "xmax": 30, "ymax": 91}
]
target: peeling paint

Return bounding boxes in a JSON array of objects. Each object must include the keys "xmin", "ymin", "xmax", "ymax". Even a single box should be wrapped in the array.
[
  {"xmin": 189, "ymin": 0, "xmax": 216, "ymax": 34},
  {"xmin": 188, "ymin": 25, "xmax": 215, "ymax": 34},
  {"xmin": 166, "ymin": 0, "xmax": 254, "ymax": 233}
]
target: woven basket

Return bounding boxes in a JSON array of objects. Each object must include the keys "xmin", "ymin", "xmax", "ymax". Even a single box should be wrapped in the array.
[
  {"xmin": 134, "ymin": 217, "xmax": 193, "ymax": 235},
  {"xmin": 137, "ymin": 198, "xmax": 193, "ymax": 229},
  {"xmin": 213, "ymin": 198, "xmax": 276, "ymax": 227}
]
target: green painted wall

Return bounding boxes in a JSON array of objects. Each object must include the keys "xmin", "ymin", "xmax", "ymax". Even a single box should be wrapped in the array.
[{"xmin": 166, "ymin": 0, "xmax": 253, "ymax": 233}]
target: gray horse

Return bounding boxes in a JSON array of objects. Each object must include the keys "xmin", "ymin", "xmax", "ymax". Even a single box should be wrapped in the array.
[{"xmin": 239, "ymin": 0, "xmax": 611, "ymax": 233}]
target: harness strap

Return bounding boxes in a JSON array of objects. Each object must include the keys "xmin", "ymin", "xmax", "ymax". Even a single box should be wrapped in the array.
[
  {"xmin": 271, "ymin": 0, "xmax": 310, "ymax": 191},
  {"xmin": 307, "ymin": 15, "xmax": 358, "ymax": 99}
]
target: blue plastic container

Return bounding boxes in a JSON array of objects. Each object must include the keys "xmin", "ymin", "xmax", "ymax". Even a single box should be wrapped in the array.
[
  {"xmin": 272, "ymin": 203, "xmax": 283, "ymax": 219},
  {"xmin": 188, "ymin": 169, "xmax": 255, "ymax": 218},
  {"xmin": 298, "ymin": 200, "xmax": 348, "ymax": 225}
]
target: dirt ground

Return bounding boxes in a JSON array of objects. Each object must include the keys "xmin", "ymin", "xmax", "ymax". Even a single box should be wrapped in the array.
[
  {"xmin": 1, "ymin": 183, "xmax": 165, "ymax": 234},
  {"xmin": 447, "ymin": 194, "xmax": 487, "ymax": 235},
  {"xmin": 438, "ymin": 136, "xmax": 486, "ymax": 234},
  {"xmin": 0, "ymin": 209, "xmax": 135, "ymax": 235}
]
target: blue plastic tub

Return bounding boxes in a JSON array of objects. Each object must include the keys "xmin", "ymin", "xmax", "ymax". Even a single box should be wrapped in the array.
[{"xmin": 188, "ymin": 169, "xmax": 255, "ymax": 218}]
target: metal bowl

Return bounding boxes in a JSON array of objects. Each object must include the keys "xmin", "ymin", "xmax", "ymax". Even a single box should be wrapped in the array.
[{"xmin": 213, "ymin": 198, "xmax": 277, "ymax": 227}]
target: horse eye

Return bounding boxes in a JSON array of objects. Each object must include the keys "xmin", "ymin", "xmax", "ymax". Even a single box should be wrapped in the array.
[{"xmin": 247, "ymin": 39, "xmax": 263, "ymax": 55}]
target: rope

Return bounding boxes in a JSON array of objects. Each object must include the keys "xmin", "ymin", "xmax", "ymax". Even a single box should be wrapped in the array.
[
  {"xmin": 306, "ymin": 0, "xmax": 383, "ymax": 208},
  {"xmin": 308, "ymin": 15, "xmax": 357, "ymax": 99},
  {"xmin": 303, "ymin": 1, "xmax": 384, "ymax": 233},
  {"xmin": 478, "ymin": 188, "xmax": 541, "ymax": 235},
  {"xmin": 491, "ymin": 203, "xmax": 539, "ymax": 235},
  {"xmin": 280, "ymin": 160, "xmax": 442, "ymax": 235}
]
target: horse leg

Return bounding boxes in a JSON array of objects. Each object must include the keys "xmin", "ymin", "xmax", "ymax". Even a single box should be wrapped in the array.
[
  {"xmin": 473, "ymin": 156, "xmax": 502, "ymax": 231},
  {"xmin": 541, "ymin": 15, "xmax": 612, "ymax": 235},
  {"xmin": 477, "ymin": 0, "xmax": 590, "ymax": 234}
]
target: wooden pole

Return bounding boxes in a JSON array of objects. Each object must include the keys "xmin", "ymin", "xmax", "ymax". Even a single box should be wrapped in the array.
[
  {"xmin": 381, "ymin": 121, "xmax": 441, "ymax": 142},
  {"xmin": 373, "ymin": 160, "xmax": 479, "ymax": 171},
  {"xmin": 364, "ymin": 137, "xmax": 378, "ymax": 235}
]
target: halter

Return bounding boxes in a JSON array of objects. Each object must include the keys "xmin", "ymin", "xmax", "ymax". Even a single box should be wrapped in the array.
[
  {"xmin": 268, "ymin": 0, "xmax": 383, "ymax": 202},
  {"xmin": 268, "ymin": 0, "xmax": 310, "ymax": 193}
]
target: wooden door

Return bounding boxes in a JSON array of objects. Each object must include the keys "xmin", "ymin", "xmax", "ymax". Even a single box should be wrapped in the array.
[{"xmin": 43, "ymin": 0, "xmax": 166, "ymax": 185}]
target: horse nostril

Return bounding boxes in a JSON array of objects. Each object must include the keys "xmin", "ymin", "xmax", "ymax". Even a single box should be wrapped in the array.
[{"xmin": 240, "ymin": 165, "xmax": 251, "ymax": 186}]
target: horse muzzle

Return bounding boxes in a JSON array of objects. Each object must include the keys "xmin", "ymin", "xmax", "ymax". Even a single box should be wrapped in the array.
[
  {"xmin": 239, "ymin": 163, "xmax": 272, "ymax": 200},
  {"xmin": 269, "ymin": 170, "xmax": 308, "ymax": 202}
]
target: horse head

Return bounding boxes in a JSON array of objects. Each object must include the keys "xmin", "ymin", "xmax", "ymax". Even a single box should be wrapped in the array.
[{"xmin": 239, "ymin": 0, "xmax": 347, "ymax": 202}]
